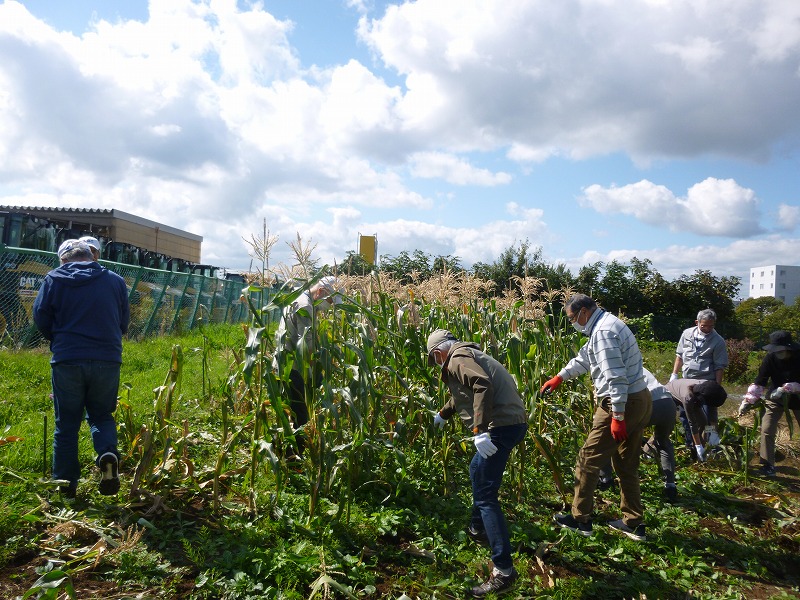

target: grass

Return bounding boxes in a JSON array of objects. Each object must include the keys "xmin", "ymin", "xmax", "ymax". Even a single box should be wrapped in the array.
[{"xmin": 0, "ymin": 322, "xmax": 799, "ymax": 599}]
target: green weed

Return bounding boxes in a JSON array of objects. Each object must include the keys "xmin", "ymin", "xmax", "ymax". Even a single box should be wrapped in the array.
[{"xmin": 1, "ymin": 291, "xmax": 799, "ymax": 599}]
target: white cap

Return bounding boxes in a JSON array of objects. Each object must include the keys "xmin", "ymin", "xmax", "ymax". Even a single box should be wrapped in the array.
[
  {"xmin": 79, "ymin": 236, "xmax": 101, "ymax": 252},
  {"xmin": 318, "ymin": 275, "xmax": 343, "ymax": 304},
  {"xmin": 57, "ymin": 239, "xmax": 91, "ymax": 259}
]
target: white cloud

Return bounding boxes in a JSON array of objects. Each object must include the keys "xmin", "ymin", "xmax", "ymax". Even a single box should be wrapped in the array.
[
  {"xmin": 360, "ymin": 0, "xmax": 800, "ymax": 160},
  {"xmin": 582, "ymin": 180, "xmax": 676, "ymax": 226},
  {"xmin": 655, "ymin": 36, "xmax": 723, "ymax": 72},
  {"xmin": 506, "ymin": 143, "xmax": 560, "ymax": 164},
  {"xmin": 361, "ymin": 210, "xmax": 548, "ymax": 267},
  {"xmin": 683, "ymin": 178, "xmax": 761, "ymax": 237},
  {"xmin": 238, "ymin": 201, "xmax": 551, "ymax": 269},
  {"xmin": 748, "ymin": 0, "xmax": 800, "ymax": 62},
  {"xmin": 0, "ymin": 0, "xmax": 798, "ymax": 282},
  {"xmin": 409, "ymin": 152, "xmax": 511, "ymax": 185},
  {"xmin": 581, "ymin": 177, "xmax": 762, "ymax": 237},
  {"xmin": 777, "ymin": 204, "xmax": 800, "ymax": 231}
]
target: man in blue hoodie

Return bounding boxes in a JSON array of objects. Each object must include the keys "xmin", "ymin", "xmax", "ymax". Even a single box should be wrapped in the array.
[{"xmin": 33, "ymin": 239, "xmax": 130, "ymax": 498}]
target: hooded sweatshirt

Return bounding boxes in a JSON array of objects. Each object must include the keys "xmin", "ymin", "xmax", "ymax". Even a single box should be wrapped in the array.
[{"xmin": 33, "ymin": 261, "xmax": 130, "ymax": 364}]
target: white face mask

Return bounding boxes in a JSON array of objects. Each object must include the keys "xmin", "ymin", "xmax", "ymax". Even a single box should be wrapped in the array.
[{"xmin": 570, "ymin": 307, "xmax": 587, "ymax": 333}]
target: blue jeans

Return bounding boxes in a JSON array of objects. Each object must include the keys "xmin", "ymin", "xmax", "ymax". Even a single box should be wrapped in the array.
[
  {"xmin": 469, "ymin": 423, "xmax": 528, "ymax": 571},
  {"xmin": 51, "ymin": 361, "xmax": 121, "ymax": 487}
]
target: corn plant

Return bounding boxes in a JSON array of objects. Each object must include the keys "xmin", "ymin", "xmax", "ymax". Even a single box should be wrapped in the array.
[
  {"xmin": 227, "ymin": 270, "xmax": 602, "ymax": 531},
  {"xmin": 127, "ymin": 345, "xmax": 199, "ymax": 498}
]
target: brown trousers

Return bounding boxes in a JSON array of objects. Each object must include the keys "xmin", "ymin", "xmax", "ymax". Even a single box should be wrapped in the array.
[
  {"xmin": 572, "ymin": 387, "xmax": 653, "ymax": 527},
  {"xmin": 760, "ymin": 396, "xmax": 800, "ymax": 466}
]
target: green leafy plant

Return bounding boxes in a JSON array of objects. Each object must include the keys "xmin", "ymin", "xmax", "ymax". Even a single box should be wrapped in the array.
[{"xmin": 2, "ymin": 279, "xmax": 800, "ymax": 599}]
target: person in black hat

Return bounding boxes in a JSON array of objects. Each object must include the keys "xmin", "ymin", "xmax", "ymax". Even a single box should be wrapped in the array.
[{"xmin": 737, "ymin": 330, "xmax": 800, "ymax": 477}]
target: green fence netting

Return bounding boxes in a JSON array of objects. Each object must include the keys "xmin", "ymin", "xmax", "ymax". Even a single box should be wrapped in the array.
[{"xmin": 0, "ymin": 245, "xmax": 271, "ymax": 348}]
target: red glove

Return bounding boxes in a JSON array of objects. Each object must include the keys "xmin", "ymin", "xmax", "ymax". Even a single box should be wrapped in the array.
[
  {"xmin": 610, "ymin": 417, "xmax": 627, "ymax": 442},
  {"xmin": 540, "ymin": 375, "xmax": 563, "ymax": 394}
]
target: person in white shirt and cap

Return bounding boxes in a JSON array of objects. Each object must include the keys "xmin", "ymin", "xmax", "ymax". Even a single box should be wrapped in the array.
[{"xmin": 274, "ymin": 276, "xmax": 342, "ymax": 456}]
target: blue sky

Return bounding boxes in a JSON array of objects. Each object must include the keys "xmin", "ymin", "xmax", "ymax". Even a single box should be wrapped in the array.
[{"xmin": 1, "ymin": 0, "xmax": 799, "ymax": 297}]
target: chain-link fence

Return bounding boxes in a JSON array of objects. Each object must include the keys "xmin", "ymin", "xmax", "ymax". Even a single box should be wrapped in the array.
[{"xmin": 0, "ymin": 245, "xmax": 270, "ymax": 348}]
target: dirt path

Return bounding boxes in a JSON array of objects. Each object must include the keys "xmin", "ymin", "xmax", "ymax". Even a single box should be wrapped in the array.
[{"xmin": 723, "ymin": 393, "xmax": 800, "ymax": 475}]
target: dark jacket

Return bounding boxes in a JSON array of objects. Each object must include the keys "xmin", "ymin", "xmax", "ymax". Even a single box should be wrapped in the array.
[
  {"xmin": 439, "ymin": 341, "xmax": 527, "ymax": 432},
  {"xmin": 665, "ymin": 378, "xmax": 708, "ymax": 435},
  {"xmin": 33, "ymin": 261, "xmax": 130, "ymax": 364},
  {"xmin": 755, "ymin": 350, "xmax": 800, "ymax": 409}
]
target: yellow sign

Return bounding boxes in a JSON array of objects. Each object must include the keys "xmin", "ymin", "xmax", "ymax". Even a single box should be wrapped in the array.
[{"xmin": 358, "ymin": 234, "xmax": 377, "ymax": 265}]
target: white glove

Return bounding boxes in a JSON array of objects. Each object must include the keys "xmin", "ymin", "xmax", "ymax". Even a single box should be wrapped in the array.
[
  {"xmin": 771, "ymin": 387, "xmax": 786, "ymax": 401},
  {"xmin": 707, "ymin": 428, "xmax": 720, "ymax": 447},
  {"xmin": 473, "ymin": 432, "xmax": 498, "ymax": 459},
  {"xmin": 433, "ymin": 412, "xmax": 447, "ymax": 429},
  {"xmin": 669, "ymin": 373, "xmax": 679, "ymax": 382},
  {"xmin": 740, "ymin": 383, "xmax": 764, "ymax": 416},
  {"xmin": 695, "ymin": 444, "xmax": 707, "ymax": 462},
  {"xmin": 783, "ymin": 382, "xmax": 800, "ymax": 394},
  {"xmin": 745, "ymin": 384, "xmax": 764, "ymax": 403}
]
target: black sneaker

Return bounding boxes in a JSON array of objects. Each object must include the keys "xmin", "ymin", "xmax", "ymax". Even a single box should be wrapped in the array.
[
  {"xmin": 663, "ymin": 484, "xmax": 678, "ymax": 502},
  {"xmin": 608, "ymin": 519, "xmax": 646, "ymax": 541},
  {"xmin": 98, "ymin": 452, "xmax": 120, "ymax": 495},
  {"xmin": 597, "ymin": 476, "xmax": 615, "ymax": 491},
  {"xmin": 641, "ymin": 440, "xmax": 658, "ymax": 460},
  {"xmin": 59, "ymin": 485, "xmax": 77, "ymax": 499},
  {"xmin": 466, "ymin": 526, "xmax": 490, "ymax": 546},
  {"xmin": 469, "ymin": 567, "xmax": 518, "ymax": 597},
  {"xmin": 553, "ymin": 513, "xmax": 593, "ymax": 536},
  {"xmin": 760, "ymin": 463, "xmax": 776, "ymax": 478}
]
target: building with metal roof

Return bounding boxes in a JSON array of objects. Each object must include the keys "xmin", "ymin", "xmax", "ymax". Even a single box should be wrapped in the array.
[{"xmin": 0, "ymin": 206, "xmax": 202, "ymax": 263}]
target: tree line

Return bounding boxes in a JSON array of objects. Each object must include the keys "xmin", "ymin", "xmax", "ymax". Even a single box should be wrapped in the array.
[{"xmin": 338, "ymin": 239, "xmax": 800, "ymax": 345}]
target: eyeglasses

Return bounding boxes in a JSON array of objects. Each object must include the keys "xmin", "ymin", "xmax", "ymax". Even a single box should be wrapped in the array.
[{"xmin": 567, "ymin": 308, "xmax": 582, "ymax": 323}]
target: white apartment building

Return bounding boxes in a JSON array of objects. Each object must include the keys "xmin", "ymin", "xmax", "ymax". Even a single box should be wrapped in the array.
[{"xmin": 749, "ymin": 265, "xmax": 800, "ymax": 305}]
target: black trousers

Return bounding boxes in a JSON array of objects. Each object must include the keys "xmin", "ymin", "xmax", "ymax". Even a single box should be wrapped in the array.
[{"xmin": 288, "ymin": 369, "xmax": 310, "ymax": 453}]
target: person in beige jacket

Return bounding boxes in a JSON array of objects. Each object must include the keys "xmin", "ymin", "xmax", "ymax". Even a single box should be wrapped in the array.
[{"xmin": 428, "ymin": 329, "xmax": 527, "ymax": 597}]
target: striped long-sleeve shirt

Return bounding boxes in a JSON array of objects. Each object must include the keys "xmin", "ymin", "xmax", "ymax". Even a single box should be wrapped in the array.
[{"xmin": 557, "ymin": 309, "xmax": 647, "ymax": 412}]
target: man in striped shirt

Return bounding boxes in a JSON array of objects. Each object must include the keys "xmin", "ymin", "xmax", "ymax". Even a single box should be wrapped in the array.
[{"xmin": 541, "ymin": 293, "xmax": 652, "ymax": 541}]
